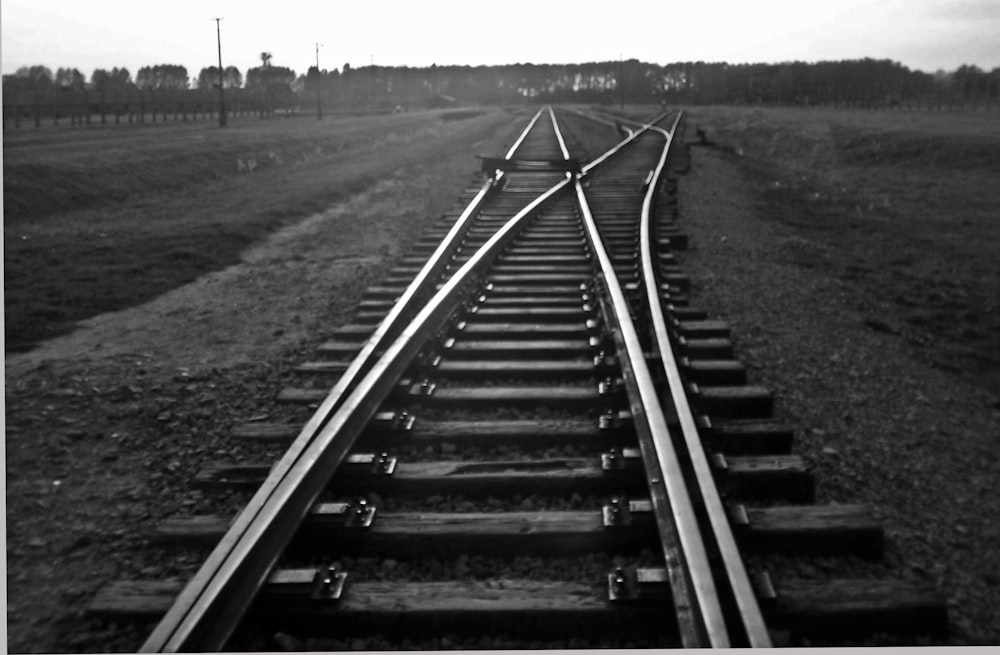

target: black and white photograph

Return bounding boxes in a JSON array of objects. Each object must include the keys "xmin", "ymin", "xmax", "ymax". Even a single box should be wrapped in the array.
[{"xmin": 3, "ymin": 0, "xmax": 998, "ymax": 651}]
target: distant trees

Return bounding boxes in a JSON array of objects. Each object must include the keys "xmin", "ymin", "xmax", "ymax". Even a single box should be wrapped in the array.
[
  {"xmin": 245, "ymin": 65, "xmax": 295, "ymax": 90},
  {"xmin": 950, "ymin": 65, "xmax": 997, "ymax": 105},
  {"xmin": 91, "ymin": 67, "xmax": 132, "ymax": 90},
  {"xmin": 9, "ymin": 65, "xmax": 54, "ymax": 91},
  {"xmin": 4, "ymin": 59, "xmax": 998, "ymax": 111},
  {"xmin": 246, "ymin": 56, "xmax": 295, "ymax": 116},
  {"xmin": 136, "ymin": 64, "xmax": 189, "ymax": 90},
  {"xmin": 55, "ymin": 67, "xmax": 86, "ymax": 90},
  {"xmin": 196, "ymin": 66, "xmax": 243, "ymax": 90},
  {"xmin": 302, "ymin": 65, "xmax": 322, "ymax": 95},
  {"xmin": 4, "ymin": 56, "xmax": 1000, "ymax": 130}
]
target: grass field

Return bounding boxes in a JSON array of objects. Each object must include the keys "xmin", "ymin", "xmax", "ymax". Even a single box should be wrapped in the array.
[
  {"xmin": 7, "ymin": 103, "xmax": 996, "ymax": 382},
  {"xmin": 3, "ymin": 108, "xmax": 521, "ymax": 351},
  {"xmin": 4, "ymin": 104, "xmax": 998, "ymax": 650},
  {"xmin": 685, "ymin": 107, "xmax": 1000, "ymax": 397},
  {"xmin": 676, "ymin": 107, "xmax": 1000, "ymax": 646}
]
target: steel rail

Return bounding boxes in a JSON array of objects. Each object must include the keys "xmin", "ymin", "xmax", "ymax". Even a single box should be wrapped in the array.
[
  {"xmin": 300, "ymin": 110, "xmax": 555, "ymax": 430},
  {"xmin": 503, "ymin": 106, "xmax": 546, "ymax": 160},
  {"xmin": 143, "ymin": 107, "xmax": 672, "ymax": 651},
  {"xmin": 141, "ymin": 175, "xmax": 570, "ymax": 652},
  {"xmin": 560, "ymin": 105, "xmax": 634, "ymax": 137},
  {"xmin": 284, "ymin": 106, "xmax": 551, "ymax": 445},
  {"xmin": 638, "ymin": 114, "xmax": 772, "ymax": 646},
  {"xmin": 574, "ymin": 151, "xmax": 728, "ymax": 647},
  {"xmin": 142, "ymin": 174, "xmax": 573, "ymax": 651},
  {"xmin": 229, "ymin": 109, "xmax": 547, "ymax": 501},
  {"xmin": 578, "ymin": 109, "xmax": 670, "ymax": 175},
  {"xmin": 141, "ymin": 111, "xmax": 560, "ymax": 652},
  {"xmin": 284, "ymin": 179, "xmax": 494, "ymax": 455},
  {"xmin": 547, "ymin": 105, "xmax": 572, "ymax": 161}
]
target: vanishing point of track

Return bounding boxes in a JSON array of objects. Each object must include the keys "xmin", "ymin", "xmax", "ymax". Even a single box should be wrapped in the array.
[{"xmin": 89, "ymin": 106, "xmax": 949, "ymax": 650}]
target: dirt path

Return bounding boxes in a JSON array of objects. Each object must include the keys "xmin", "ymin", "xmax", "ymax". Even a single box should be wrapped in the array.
[
  {"xmin": 6, "ymin": 108, "xmax": 997, "ymax": 650},
  {"xmin": 677, "ymin": 138, "xmax": 1000, "ymax": 646},
  {"xmin": 3, "ymin": 170, "xmax": 473, "ymax": 652},
  {"xmin": 6, "ymin": 178, "xmax": 409, "ymax": 382}
]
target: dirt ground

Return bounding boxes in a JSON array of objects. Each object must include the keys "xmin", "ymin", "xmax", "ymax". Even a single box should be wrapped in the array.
[
  {"xmin": 677, "ymin": 107, "xmax": 1000, "ymax": 645},
  {"xmin": 3, "ymin": 109, "xmax": 515, "ymax": 350},
  {"xmin": 3, "ymin": 136, "xmax": 519, "ymax": 651},
  {"xmin": 5, "ymin": 105, "xmax": 999, "ymax": 651}
]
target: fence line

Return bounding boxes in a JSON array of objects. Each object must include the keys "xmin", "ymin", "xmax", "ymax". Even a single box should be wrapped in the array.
[
  {"xmin": 1, "ymin": 88, "xmax": 306, "ymax": 129},
  {"xmin": 3, "ymin": 88, "xmax": 997, "ymax": 129}
]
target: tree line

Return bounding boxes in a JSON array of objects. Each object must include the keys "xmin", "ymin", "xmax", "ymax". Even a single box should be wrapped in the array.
[{"xmin": 4, "ymin": 56, "xmax": 999, "ymax": 127}]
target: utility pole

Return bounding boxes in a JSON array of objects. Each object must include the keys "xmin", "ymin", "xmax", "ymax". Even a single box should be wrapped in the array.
[
  {"xmin": 215, "ymin": 17, "xmax": 227, "ymax": 127},
  {"xmin": 315, "ymin": 42, "xmax": 323, "ymax": 120}
]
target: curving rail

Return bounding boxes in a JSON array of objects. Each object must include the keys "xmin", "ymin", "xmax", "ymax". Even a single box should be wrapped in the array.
[
  {"xmin": 577, "ymin": 172, "xmax": 728, "ymax": 646},
  {"xmin": 636, "ymin": 114, "xmax": 771, "ymax": 647},
  {"xmin": 570, "ymin": 110, "xmax": 769, "ymax": 647},
  {"xmin": 142, "ymin": 109, "xmax": 576, "ymax": 652},
  {"xmin": 140, "ymin": 107, "xmax": 771, "ymax": 651},
  {"xmin": 80, "ymin": 102, "xmax": 950, "ymax": 650}
]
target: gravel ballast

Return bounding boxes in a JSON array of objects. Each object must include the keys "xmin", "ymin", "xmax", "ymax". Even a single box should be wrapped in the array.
[
  {"xmin": 675, "ymin": 113, "xmax": 1000, "ymax": 645},
  {"xmin": 6, "ymin": 106, "xmax": 997, "ymax": 650}
]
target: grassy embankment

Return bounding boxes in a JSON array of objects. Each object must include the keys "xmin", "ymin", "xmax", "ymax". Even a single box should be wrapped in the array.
[
  {"xmin": 685, "ymin": 107, "xmax": 1000, "ymax": 397},
  {"xmin": 3, "ymin": 108, "xmax": 522, "ymax": 351}
]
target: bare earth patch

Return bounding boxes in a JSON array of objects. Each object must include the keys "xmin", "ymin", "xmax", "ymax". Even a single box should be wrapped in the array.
[
  {"xmin": 8, "ymin": 178, "xmax": 410, "ymax": 380},
  {"xmin": 6, "ymin": 106, "xmax": 997, "ymax": 650},
  {"xmin": 676, "ymin": 111, "xmax": 1000, "ymax": 645},
  {"xmin": 3, "ymin": 169, "xmax": 490, "ymax": 652},
  {"xmin": 3, "ymin": 109, "xmax": 520, "ymax": 350}
]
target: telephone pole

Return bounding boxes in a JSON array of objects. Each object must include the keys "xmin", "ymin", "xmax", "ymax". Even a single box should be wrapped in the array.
[
  {"xmin": 215, "ymin": 18, "xmax": 227, "ymax": 126},
  {"xmin": 315, "ymin": 43, "xmax": 323, "ymax": 120}
]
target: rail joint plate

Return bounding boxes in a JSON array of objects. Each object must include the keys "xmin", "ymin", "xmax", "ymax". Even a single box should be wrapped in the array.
[
  {"xmin": 310, "ymin": 565, "xmax": 347, "ymax": 603},
  {"xmin": 608, "ymin": 566, "xmax": 671, "ymax": 602}
]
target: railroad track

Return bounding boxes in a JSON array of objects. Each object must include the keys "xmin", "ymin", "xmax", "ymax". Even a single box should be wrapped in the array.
[{"xmin": 90, "ymin": 106, "xmax": 948, "ymax": 650}]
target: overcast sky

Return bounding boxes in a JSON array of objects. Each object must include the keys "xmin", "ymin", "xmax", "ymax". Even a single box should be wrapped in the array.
[{"xmin": 2, "ymin": 0, "xmax": 998, "ymax": 81}]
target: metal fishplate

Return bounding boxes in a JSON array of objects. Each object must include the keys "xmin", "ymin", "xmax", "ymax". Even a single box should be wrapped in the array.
[
  {"xmin": 371, "ymin": 410, "xmax": 415, "ymax": 432},
  {"xmin": 598, "ymin": 409, "xmax": 632, "ymax": 430},
  {"xmin": 408, "ymin": 378, "xmax": 436, "ymax": 397},
  {"xmin": 602, "ymin": 497, "xmax": 653, "ymax": 527},
  {"xmin": 597, "ymin": 377, "xmax": 624, "ymax": 396},
  {"xmin": 310, "ymin": 500, "xmax": 377, "ymax": 529},
  {"xmin": 600, "ymin": 447, "xmax": 642, "ymax": 471},
  {"xmin": 607, "ymin": 566, "xmax": 671, "ymax": 602},
  {"xmin": 345, "ymin": 452, "xmax": 398, "ymax": 476},
  {"xmin": 310, "ymin": 563, "xmax": 347, "ymax": 603},
  {"xmin": 346, "ymin": 498, "xmax": 376, "ymax": 528}
]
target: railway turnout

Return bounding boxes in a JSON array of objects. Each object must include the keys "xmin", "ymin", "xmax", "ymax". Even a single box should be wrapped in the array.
[{"xmin": 89, "ymin": 106, "xmax": 948, "ymax": 650}]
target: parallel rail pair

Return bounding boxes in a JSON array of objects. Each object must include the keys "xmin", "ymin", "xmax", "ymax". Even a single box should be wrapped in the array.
[
  {"xmin": 136, "ymin": 107, "xmax": 766, "ymax": 650},
  {"xmin": 88, "ymin": 105, "xmax": 948, "ymax": 650}
]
